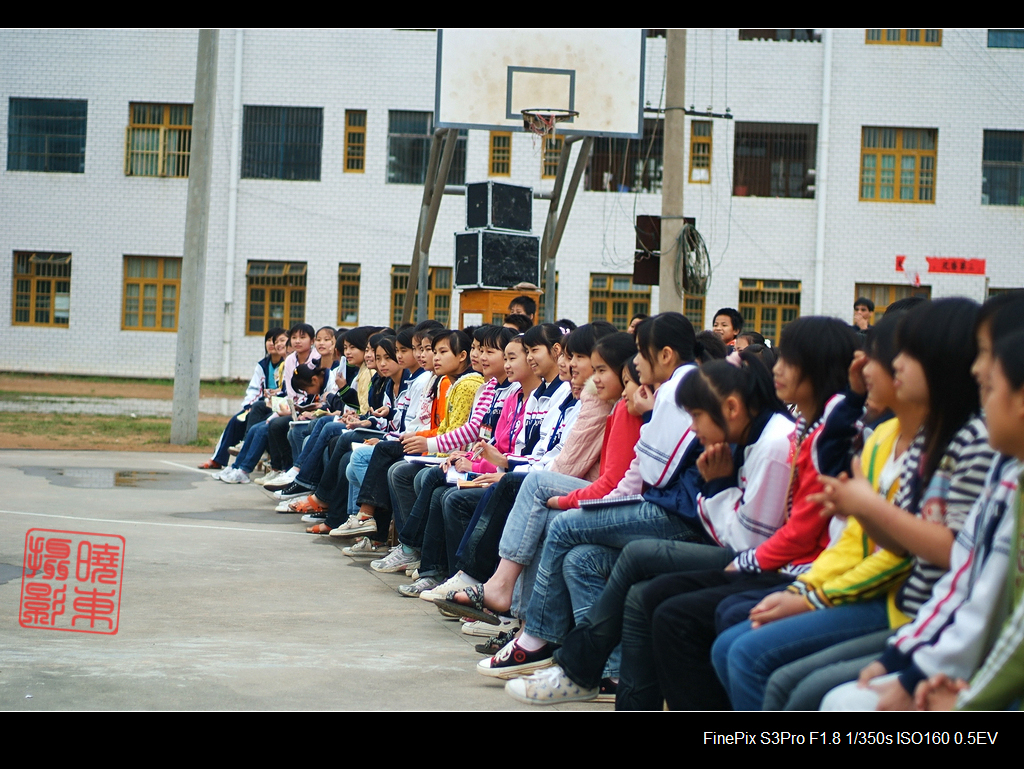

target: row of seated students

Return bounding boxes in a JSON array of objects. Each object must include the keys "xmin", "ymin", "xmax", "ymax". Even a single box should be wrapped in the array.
[{"xmin": 201, "ymin": 291, "xmax": 1024, "ymax": 711}]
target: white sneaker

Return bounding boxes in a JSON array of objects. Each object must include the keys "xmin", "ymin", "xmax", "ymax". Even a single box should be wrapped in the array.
[
  {"xmin": 462, "ymin": 616, "xmax": 520, "ymax": 637},
  {"xmin": 505, "ymin": 665, "xmax": 599, "ymax": 705},
  {"xmin": 276, "ymin": 498, "xmax": 304, "ymax": 513},
  {"xmin": 370, "ymin": 546, "xmax": 421, "ymax": 574},
  {"xmin": 328, "ymin": 515, "xmax": 378, "ymax": 538},
  {"xmin": 341, "ymin": 537, "xmax": 389, "ymax": 558},
  {"xmin": 220, "ymin": 467, "xmax": 250, "ymax": 484},
  {"xmin": 398, "ymin": 575, "xmax": 441, "ymax": 597},
  {"xmin": 419, "ymin": 572, "xmax": 480, "ymax": 603},
  {"xmin": 254, "ymin": 469, "xmax": 282, "ymax": 486}
]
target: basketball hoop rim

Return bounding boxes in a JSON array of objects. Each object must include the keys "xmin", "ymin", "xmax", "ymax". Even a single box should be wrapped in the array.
[{"xmin": 521, "ymin": 108, "xmax": 580, "ymax": 137}]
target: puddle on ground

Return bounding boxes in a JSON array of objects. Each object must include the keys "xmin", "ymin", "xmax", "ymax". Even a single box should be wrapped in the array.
[
  {"xmin": 0, "ymin": 562, "xmax": 25, "ymax": 585},
  {"xmin": 20, "ymin": 467, "xmax": 198, "ymax": 490}
]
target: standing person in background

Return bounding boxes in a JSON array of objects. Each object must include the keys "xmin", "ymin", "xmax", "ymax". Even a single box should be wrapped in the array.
[
  {"xmin": 712, "ymin": 308, "xmax": 743, "ymax": 349},
  {"xmin": 508, "ymin": 295, "xmax": 536, "ymax": 323}
]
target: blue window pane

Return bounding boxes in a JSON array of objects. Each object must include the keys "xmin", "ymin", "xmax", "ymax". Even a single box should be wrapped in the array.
[{"xmin": 7, "ymin": 97, "xmax": 87, "ymax": 172}]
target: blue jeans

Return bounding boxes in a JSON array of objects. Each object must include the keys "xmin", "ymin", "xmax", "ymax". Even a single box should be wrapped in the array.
[
  {"xmin": 525, "ymin": 501, "xmax": 707, "ymax": 646},
  {"xmin": 498, "ymin": 471, "xmax": 589, "ymax": 617},
  {"xmin": 554, "ymin": 537, "xmax": 733, "ymax": 689},
  {"xmin": 287, "ymin": 420, "xmax": 314, "ymax": 466},
  {"xmin": 211, "ymin": 410, "xmax": 248, "ymax": 466},
  {"xmin": 563, "ymin": 544, "xmax": 621, "ymax": 678},
  {"xmin": 443, "ymin": 487, "xmax": 487, "ymax": 579},
  {"xmin": 233, "ymin": 419, "xmax": 270, "ymax": 472},
  {"xmin": 345, "ymin": 443, "xmax": 374, "ymax": 519},
  {"xmin": 711, "ymin": 597, "xmax": 890, "ymax": 710},
  {"xmin": 295, "ymin": 419, "xmax": 348, "ymax": 488}
]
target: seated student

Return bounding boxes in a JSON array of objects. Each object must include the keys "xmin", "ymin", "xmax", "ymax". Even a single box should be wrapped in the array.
[
  {"xmin": 286, "ymin": 321, "xmax": 439, "ymax": 519},
  {"xmin": 709, "ymin": 312, "xmax": 921, "ymax": 711},
  {"xmin": 734, "ymin": 331, "xmax": 766, "ymax": 351},
  {"xmin": 304, "ymin": 325, "xmax": 447, "ymax": 530},
  {"xmin": 471, "ymin": 313, "xmax": 709, "ymax": 678},
  {"xmin": 712, "ymin": 307, "xmax": 743, "ymax": 348},
  {"xmin": 423, "ymin": 324, "xmax": 607, "ymax": 601},
  {"xmin": 627, "ymin": 313, "xmax": 648, "ymax": 336},
  {"xmin": 369, "ymin": 326, "xmax": 517, "ymax": 574},
  {"xmin": 200, "ymin": 327, "xmax": 286, "ymax": 470},
  {"xmin": 508, "ymin": 295, "xmax": 536, "ymax": 323},
  {"xmin": 505, "ymin": 346, "xmax": 795, "ymax": 702},
  {"xmin": 439, "ymin": 332, "xmax": 642, "ymax": 621},
  {"xmin": 217, "ymin": 323, "xmax": 321, "ymax": 484}
]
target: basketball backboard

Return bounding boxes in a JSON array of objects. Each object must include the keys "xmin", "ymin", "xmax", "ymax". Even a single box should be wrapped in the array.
[{"xmin": 435, "ymin": 29, "xmax": 646, "ymax": 139}]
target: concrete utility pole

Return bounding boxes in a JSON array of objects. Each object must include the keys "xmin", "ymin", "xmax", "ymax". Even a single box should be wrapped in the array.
[
  {"xmin": 659, "ymin": 28, "xmax": 686, "ymax": 313},
  {"xmin": 171, "ymin": 29, "xmax": 219, "ymax": 444}
]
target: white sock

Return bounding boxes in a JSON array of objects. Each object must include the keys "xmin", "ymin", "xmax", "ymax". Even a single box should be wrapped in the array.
[{"xmin": 517, "ymin": 632, "xmax": 547, "ymax": 652}]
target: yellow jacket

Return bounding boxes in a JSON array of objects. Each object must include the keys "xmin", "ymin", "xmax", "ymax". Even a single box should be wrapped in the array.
[{"xmin": 790, "ymin": 418, "xmax": 913, "ymax": 628}]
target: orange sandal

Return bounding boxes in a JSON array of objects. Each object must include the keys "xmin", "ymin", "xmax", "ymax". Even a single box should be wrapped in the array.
[
  {"xmin": 306, "ymin": 523, "xmax": 333, "ymax": 535},
  {"xmin": 198, "ymin": 459, "xmax": 223, "ymax": 470},
  {"xmin": 290, "ymin": 496, "xmax": 326, "ymax": 514}
]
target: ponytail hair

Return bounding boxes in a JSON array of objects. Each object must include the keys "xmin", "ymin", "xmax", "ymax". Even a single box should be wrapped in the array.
[
  {"xmin": 635, "ymin": 312, "xmax": 696, "ymax": 367},
  {"xmin": 677, "ymin": 350, "xmax": 786, "ymax": 433},
  {"xmin": 594, "ymin": 332, "xmax": 638, "ymax": 380},
  {"xmin": 291, "ymin": 365, "xmax": 323, "ymax": 392}
]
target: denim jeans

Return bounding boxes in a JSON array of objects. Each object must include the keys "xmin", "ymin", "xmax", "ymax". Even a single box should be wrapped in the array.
[
  {"xmin": 287, "ymin": 420, "xmax": 314, "ymax": 466},
  {"xmin": 345, "ymin": 443, "xmax": 375, "ymax": 519},
  {"xmin": 211, "ymin": 410, "xmax": 248, "ymax": 466},
  {"xmin": 525, "ymin": 501, "xmax": 708, "ymax": 646},
  {"xmin": 442, "ymin": 487, "xmax": 487, "ymax": 579},
  {"xmin": 387, "ymin": 461, "xmax": 425, "ymax": 534},
  {"xmin": 711, "ymin": 597, "xmax": 890, "ymax": 710},
  {"xmin": 453, "ymin": 474, "xmax": 526, "ymax": 583},
  {"xmin": 562, "ymin": 544, "xmax": 621, "ymax": 678},
  {"xmin": 497, "ymin": 471, "xmax": 589, "ymax": 617},
  {"xmin": 294, "ymin": 417, "xmax": 347, "ymax": 487},
  {"xmin": 233, "ymin": 420, "xmax": 270, "ymax": 473},
  {"xmin": 399, "ymin": 466, "xmax": 448, "ymax": 549},
  {"xmin": 554, "ymin": 537, "xmax": 733, "ymax": 690},
  {"xmin": 764, "ymin": 629, "xmax": 892, "ymax": 710}
]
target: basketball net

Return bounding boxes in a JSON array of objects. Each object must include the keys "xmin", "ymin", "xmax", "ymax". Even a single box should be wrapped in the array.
[{"xmin": 522, "ymin": 109, "xmax": 579, "ymax": 150}]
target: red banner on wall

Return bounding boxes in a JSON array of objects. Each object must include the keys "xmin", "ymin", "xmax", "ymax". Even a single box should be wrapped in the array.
[{"xmin": 925, "ymin": 257, "xmax": 986, "ymax": 275}]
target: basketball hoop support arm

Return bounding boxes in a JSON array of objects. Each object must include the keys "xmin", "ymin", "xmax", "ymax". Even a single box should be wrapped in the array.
[
  {"xmin": 540, "ymin": 134, "xmax": 593, "ymax": 323},
  {"xmin": 404, "ymin": 127, "xmax": 459, "ymax": 324}
]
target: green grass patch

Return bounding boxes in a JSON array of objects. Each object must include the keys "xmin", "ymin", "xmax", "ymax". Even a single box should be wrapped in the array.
[
  {"xmin": 0, "ymin": 411, "xmax": 223, "ymax": 448},
  {"xmin": 0, "ymin": 371, "xmax": 245, "ymax": 398}
]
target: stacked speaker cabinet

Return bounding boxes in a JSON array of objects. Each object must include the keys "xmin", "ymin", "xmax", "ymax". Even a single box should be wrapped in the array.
[{"xmin": 455, "ymin": 181, "xmax": 541, "ymax": 290}]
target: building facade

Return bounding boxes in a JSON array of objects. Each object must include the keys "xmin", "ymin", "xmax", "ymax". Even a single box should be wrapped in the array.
[{"xmin": 1, "ymin": 29, "xmax": 1021, "ymax": 378}]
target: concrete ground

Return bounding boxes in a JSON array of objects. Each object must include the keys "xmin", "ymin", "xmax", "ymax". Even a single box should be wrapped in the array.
[{"xmin": 0, "ymin": 449, "xmax": 609, "ymax": 711}]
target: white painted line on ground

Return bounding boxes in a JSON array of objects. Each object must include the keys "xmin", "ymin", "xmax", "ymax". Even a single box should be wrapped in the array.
[
  {"xmin": 157, "ymin": 459, "xmax": 215, "ymax": 475},
  {"xmin": 0, "ymin": 509, "xmax": 307, "ymax": 536}
]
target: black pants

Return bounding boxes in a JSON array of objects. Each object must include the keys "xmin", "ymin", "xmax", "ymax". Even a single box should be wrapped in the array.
[
  {"xmin": 620, "ymin": 569, "xmax": 791, "ymax": 711},
  {"xmin": 266, "ymin": 414, "xmax": 293, "ymax": 470}
]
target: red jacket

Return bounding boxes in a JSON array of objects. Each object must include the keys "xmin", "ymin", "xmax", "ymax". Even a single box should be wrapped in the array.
[{"xmin": 556, "ymin": 399, "xmax": 644, "ymax": 509}]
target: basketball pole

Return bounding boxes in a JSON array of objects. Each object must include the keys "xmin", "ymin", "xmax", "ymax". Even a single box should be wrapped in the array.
[
  {"xmin": 171, "ymin": 28, "xmax": 218, "ymax": 444},
  {"xmin": 659, "ymin": 28, "xmax": 686, "ymax": 314}
]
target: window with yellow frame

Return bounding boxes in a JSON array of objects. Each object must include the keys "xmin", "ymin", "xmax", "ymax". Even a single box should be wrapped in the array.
[
  {"xmin": 589, "ymin": 274, "xmax": 651, "ymax": 330},
  {"xmin": 684, "ymin": 294, "xmax": 706, "ymax": 329},
  {"xmin": 125, "ymin": 102, "xmax": 192, "ymax": 177},
  {"xmin": 738, "ymin": 278, "xmax": 801, "ymax": 346},
  {"xmin": 860, "ymin": 127, "xmax": 937, "ymax": 203},
  {"xmin": 865, "ymin": 29, "xmax": 941, "ymax": 45},
  {"xmin": 122, "ymin": 256, "xmax": 181, "ymax": 331},
  {"xmin": 338, "ymin": 263, "xmax": 360, "ymax": 326},
  {"xmin": 854, "ymin": 283, "xmax": 931, "ymax": 325},
  {"xmin": 390, "ymin": 265, "xmax": 452, "ymax": 328},
  {"xmin": 13, "ymin": 251, "xmax": 71, "ymax": 327},
  {"xmin": 246, "ymin": 261, "xmax": 306, "ymax": 335},
  {"xmin": 542, "ymin": 136, "xmax": 563, "ymax": 179},
  {"xmin": 689, "ymin": 121, "xmax": 712, "ymax": 183},
  {"xmin": 490, "ymin": 132, "xmax": 511, "ymax": 176},
  {"xmin": 344, "ymin": 110, "xmax": 366, "ymax": 173}
]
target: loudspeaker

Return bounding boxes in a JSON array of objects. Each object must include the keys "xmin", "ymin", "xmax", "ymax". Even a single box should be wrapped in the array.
[
  {"xmin": 455, "ymin": 229, "xmax": 540, "ymax": 289},
  {"xmin": 466, "ymin": 181, "xmax": 533, "ymax": 232}
]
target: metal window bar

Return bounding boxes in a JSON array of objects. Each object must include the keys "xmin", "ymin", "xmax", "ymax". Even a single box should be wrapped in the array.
[
  {"xmin": 733, "ymin": 123, "xmax": 817, "ymax": 198},
  {"xmin": 7, "ymin": 98, "xmax": 87, "ymax": 173},
  {"xmin": 242, "ymin": 106, "xmax": 323, "ymax": 180},
  {"xmin": 586, "ymin": 118, "xmax": 663, "ymax": 192},
  {"xmin": 387, "ymin": 111, "xmax": 466, "ymax": 184}
]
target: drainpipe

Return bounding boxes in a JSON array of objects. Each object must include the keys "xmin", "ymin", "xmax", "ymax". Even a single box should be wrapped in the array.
[
  {"xmin": 221, "ymin": 29, "xmax": 243, "ymax": 378},
  {"xmin": 813, "ymin": 28, "xmax": 832, "ymax": 315}
]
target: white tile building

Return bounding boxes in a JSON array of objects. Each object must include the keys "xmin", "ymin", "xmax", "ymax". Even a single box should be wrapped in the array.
[{"xmin": 1, "ymin": 29, "xmax": 1021, "ymax": 378}]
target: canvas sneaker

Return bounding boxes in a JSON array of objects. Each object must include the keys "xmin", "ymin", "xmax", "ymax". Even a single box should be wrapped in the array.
[
  {"xmin": 370, "ymin": 546, "xmax": 421, "ymax": 574},
  {"xmin": 341, "ymin": 537, "xmax": 390, "ymax": 558},
  {"xmin": 397, "ymin": 575, "xmax": 441, "ymax": 597},
  {"xmin": 328, "ymin": 515, "xmax": 378, "ymax": 538},
  {"xmin": 253, "ymin": 469, "xmax": 283, "ymax": 486},
  {"xmin": 462, "ymin": 616, "xmax": 520, "ymax": 637},
  {"xmin": 419, "ymin": 571, "xmax": 480, "ymax": 603},
  {"xmin": 504, "ymin": 665, "xmax": 599, "ymax": 705},
  {"xmin": 477, "ymin": 638, "xmax": 553, "ymax": 679},
  {"xmin": 220, "ymin": 467, "xmax": 250, "ymax": 484},
  {"xmin": 300, "ymin": 511, "xmax": 328, "ymax": 523}
]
